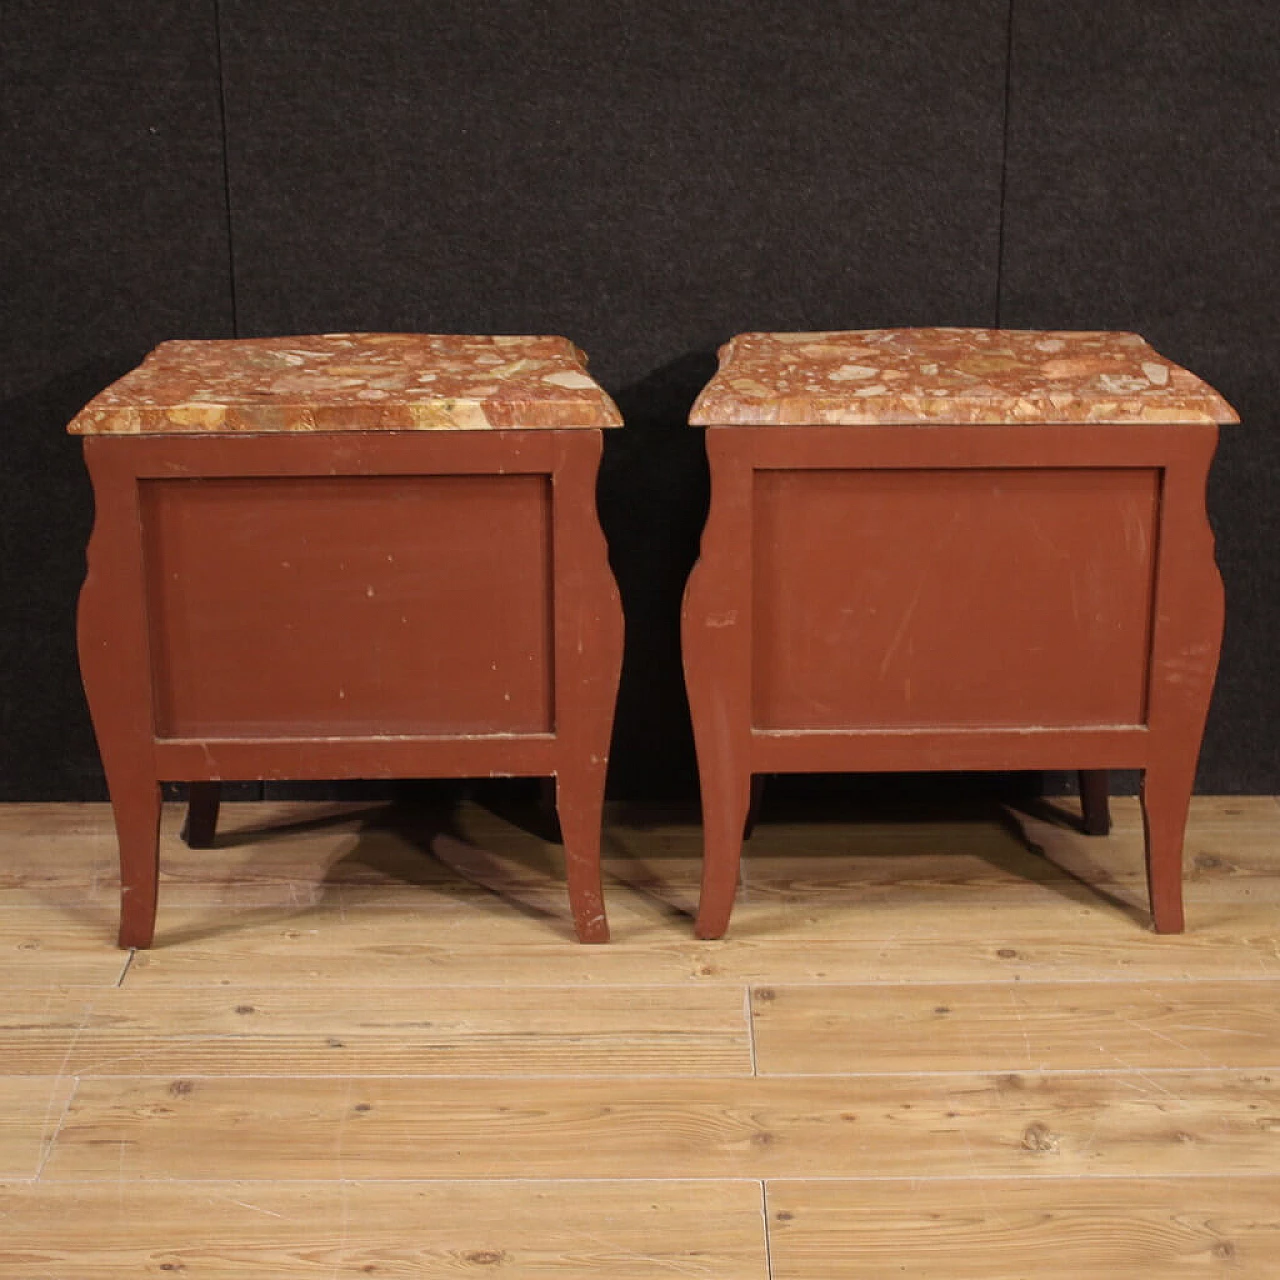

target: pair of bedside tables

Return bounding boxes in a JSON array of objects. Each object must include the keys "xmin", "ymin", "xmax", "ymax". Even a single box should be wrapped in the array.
[{"xmin": 69, "ymin": 329, "xmax": 1235, "ymax": 947}]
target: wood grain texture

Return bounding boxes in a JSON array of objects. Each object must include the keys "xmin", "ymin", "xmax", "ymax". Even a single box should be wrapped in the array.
[
  {"xmin": 109, "ymin": 898, "xmax": 1280, "ymax": 988},
  {"xmin": 737, "ymin": 795, "xmax": 1280, "ymax": 895},
  {"xmin": 0, "ymin": 1180, "xmax": 766, "ymax": 1280},
  {"xmin": 0, "ymin": 990, "xmax": 96, "ymax": 1075},
  {"xmin": 684, "ymin": 923, "xmax": 1280, "ymax": 985},
  {"xmin": 10, "ymin": 791, "xmax": 1255, "ymax": 990},
  {"xmin": 0, "ymin": 802, "xmax": 371, "ymax": 907},
  {"xmin": 674, "ymin": 893, "xmax": 1280, "ymax": 948},
  {"xmin": 4, "ymin": 795, "xmax": 1273, "ymax": 908},
  {"xmin": 38, "ymin": 985, "xmax": 751, "ymax": 1077},
  {"xmin": 0, "ymin": 911, "xmax": 132, "ymax": 988},
  {"xmin": 767, "ymin": 1178, "xmax": 1280, "ymax": 1279},
  {"xmin": 121, "ymin": 911, "xmax": 702, "ymax": 986},
  {"xmin": 752, "ymin": 980, "xmax": 1280, "ymax": 1074},
  {"xmin": 43, "ymin": 1071, "xmax": 1280, "ymax": 1181},
  {"xmin": 0, "ymin": 804, "xmax": 114, "ymax": 906},
  {"xmin": 4, "ymin": 798, "xmax": 1280, "ymax": 1271},
  {"xmin": 0, "ymin": 1077, "xmax": 76, "ymax": 1180}
]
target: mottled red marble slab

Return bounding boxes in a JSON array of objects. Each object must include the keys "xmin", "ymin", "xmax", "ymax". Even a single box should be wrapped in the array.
[
  {"xmin": 690, "ymin": 329, "xmax": 1238, "ymax": 426},
  {"xmin": 69, "ymin": 333, "xmax": 622, "ymax": 434}
]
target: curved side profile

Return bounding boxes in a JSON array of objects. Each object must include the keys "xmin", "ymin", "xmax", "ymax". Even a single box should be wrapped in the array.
[
  {"xmin": 1141, "ymin": 425, "xmax": 1225, "ymax": 934},
  {"xmin": 682, "ymin": 431, "xmax": 754, "ymax": 939},
  {"xmin": 77, "ymin": 440, "xmax": 161, "ymax": 948},
  {"xmin": 552, "ymin": 431, "xmax": 625, "ymax": 943}
]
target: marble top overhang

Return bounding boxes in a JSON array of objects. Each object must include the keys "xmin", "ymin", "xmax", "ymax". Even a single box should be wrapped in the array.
[
  {"xmin": 689, "ymin": 329, "xmax": 1239, "ymax": 427},
  {"xmin": 69, "ymin": 333, "xmax": 622, "ymax": 434}
]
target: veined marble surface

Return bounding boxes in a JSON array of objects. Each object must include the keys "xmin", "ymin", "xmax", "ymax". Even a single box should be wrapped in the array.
[
  {"xmin": 690, "ymin": 329, "xmax": 1238, "ymax": 426},
  {"xmin": 69, "ymin": 333, "xmax": 622, "ymax": 434}
]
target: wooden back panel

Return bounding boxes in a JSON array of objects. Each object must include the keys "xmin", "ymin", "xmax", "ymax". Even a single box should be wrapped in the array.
[
  {"xmin": 751, "ymin": 467, "xmax": 1160, "ymax": 730},
  {"xmin": 141, "ymin": 474, "xmax": 552, "ymax": 738}
]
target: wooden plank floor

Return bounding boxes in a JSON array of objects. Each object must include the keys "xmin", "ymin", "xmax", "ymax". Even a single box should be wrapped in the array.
[{"xmin": 0, "ymin": 794, "xmax": 1278, "ymax": 1277}]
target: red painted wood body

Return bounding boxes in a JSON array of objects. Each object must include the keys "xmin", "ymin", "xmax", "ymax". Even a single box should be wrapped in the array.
[
  {"xmin": 77, "ymin": 430, "xmax": 623, "ymax": 947},
  {"xmin": 683, "ymin": 422, "xmax": 1224, "ymax": 937}
]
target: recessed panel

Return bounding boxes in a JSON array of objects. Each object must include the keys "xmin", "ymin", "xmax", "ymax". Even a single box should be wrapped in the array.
[
  {"xmin": 753, "ymin": 467, "xmax": 1159, "ymax": 730},
  {"xmin": 143, "ymin": 474, "xmax": 552, "ymax": 738}
]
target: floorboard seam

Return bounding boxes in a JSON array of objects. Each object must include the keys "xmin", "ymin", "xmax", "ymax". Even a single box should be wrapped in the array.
[
  {"xmin": 34, "ymin": 1171, "xmax": 1280, "ymax": 1185},
  {"xmin": 33, "ymin": 1075, "xmax": 78, "ymax": 1181},
  {"xmin": 760, "ymin": 1180, "xmax": 775, "ymax": 1280}
]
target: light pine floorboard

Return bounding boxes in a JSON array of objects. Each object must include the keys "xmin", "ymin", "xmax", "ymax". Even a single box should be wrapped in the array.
[
  {"xmin": 766, "ymin": 1178, "xmax": 1280, "ymax": 1279},
  {"xmin": 1, "ymin": 796, "xmax": 1279, "ymax": 1276},
  {"xmin": 0, "ymin": 1180, "xmax": 767, "ymax": 1280},
  {"xmin": 0, "ymin": 915, "xmax": 131, "ymax": 988},
  {"xmin": 0, "ymin": 985, "xmax": 752, "ymax": 1077},
  {"xmin": 0, "ymin": 1077, "xmax": 76, "ymax": 1181},
  {"xmin": 751, "ymin": 979, "xmax": 1280, "ymax": 1073},
  {"xmin": 42, "ymin": 1070, "xmax": 1280, "ymax": 1182},
  {"xmin": 113, "ymin": 896, "xmax": 1280, "ymax": 987}
]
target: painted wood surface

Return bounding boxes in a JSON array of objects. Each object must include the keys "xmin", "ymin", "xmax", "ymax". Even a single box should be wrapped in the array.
[
  {"xmin": 76, "ymin": 425, "xmax": 623, "ymax": 946},
  {"xmin": 683, "ymin": 419, "xmax": 1225, "ymax": 936}
]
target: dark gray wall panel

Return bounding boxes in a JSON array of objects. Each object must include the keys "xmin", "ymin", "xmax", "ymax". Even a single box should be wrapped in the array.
[
  {"xmin": 221, "ymin": 0, "xmax": 1009, "ymax": 794},
  {"xmin": 10, "ymin": 0, "xmax": 1271, "ymax": 801},
  {"xmin": 1, "ymin": 1, "xmax": 234, "ymax": 798},
  {"xmin": 1000, "ymin": 0, "xmax": 1280, "ymax": 791}
]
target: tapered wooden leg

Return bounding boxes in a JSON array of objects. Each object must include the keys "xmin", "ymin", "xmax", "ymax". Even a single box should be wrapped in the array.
[
  {"xmin": 1077, "ymin": 769, "xmax": 1111, "ymax": 836},
  {"xmin": 683, "ymin": 432, "xmax": 754, "ymax": 940},
  {"xmin": 557, "ymin": 764, "xmax": 610, "ymax": 944},
  {"xmin": 694, "ymin": 760, "xmax": 752, "ymax": 940},
  {"xmin": 549, "ymin": 431, "xmax": 623, "ymax": 944},
  {"xmin": 182, "ymin": 781, "xmax": 221, "ymax": 848},
  {"xmin": 1137, "ymin": 425, "xmax": 1224, "ymax": 935},
  {"xmin": 1140, "ymin": 761, "xmax": 1193, "ymax": 934},
  {"xmin": 742, "ymin": 774, "xmax": 765, "ymax": 842},
  {"xmin": 113, "ymin": 780, "xmax": 163, "ymax": 949},
  {"xmin": 77, "ymin": 439, "xmax": 165, "ymax": 949}
]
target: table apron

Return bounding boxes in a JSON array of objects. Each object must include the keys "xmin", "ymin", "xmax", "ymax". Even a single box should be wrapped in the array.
[
  {"xmin": 152, "ymin": 734, "xmax": 560, "ymax": 780},
  {"xmin": 751, "ymin": 726, "xmax": 1150, "ymax": 773}
]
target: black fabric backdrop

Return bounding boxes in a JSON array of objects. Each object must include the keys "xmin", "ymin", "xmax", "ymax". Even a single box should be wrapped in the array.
[{"xmin": 3, "ymin": 0, "xmax": 1276, "ymax": 800}]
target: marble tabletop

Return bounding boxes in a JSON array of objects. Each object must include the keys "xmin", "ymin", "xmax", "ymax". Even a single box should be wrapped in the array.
[
  {"xmin": 69, "ymin": 333, "xmax": 622, "ymax": 434},
  {"xmin": 689, "ymin": 329, "xmax": 1238, "ymax": 426}
]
